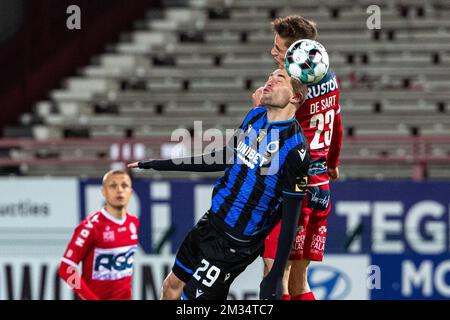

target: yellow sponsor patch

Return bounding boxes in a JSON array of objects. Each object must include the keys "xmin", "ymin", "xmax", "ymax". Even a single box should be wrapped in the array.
[{"xmin": 295, "ymin": 176, "xmax": 308, "ymax": 192}]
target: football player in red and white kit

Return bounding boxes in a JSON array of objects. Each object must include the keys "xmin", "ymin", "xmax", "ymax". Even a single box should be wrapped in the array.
[
  {"xmin": 59, "ymin": 170, "xmax": 139, "ymax": 300},
  {"xmin": 255, "ymin": 16, "xmax": 343, "ymax": 300}
]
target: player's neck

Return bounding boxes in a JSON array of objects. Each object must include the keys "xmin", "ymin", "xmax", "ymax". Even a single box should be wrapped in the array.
[
  {"xmin": 266, "ymin": 104, "xmax": 295, "ymax": 123},
  {"xmin": 104, "ymin": 205, "xmax": 126, "ymax": 221}
]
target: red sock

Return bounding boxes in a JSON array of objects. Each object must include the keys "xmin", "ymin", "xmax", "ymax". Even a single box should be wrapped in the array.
[
  {"xmin": 292, "ymin": 292, "xmax": 316, "ymax": 300},
  {"xmin": 281, "ymin": 294, "xmax": 291, "ymax": 300}
]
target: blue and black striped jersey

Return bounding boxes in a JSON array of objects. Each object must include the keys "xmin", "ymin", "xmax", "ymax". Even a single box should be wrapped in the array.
[{"xmin": 209, "ymin": 106, "xmax": 310, "ymax": 242}]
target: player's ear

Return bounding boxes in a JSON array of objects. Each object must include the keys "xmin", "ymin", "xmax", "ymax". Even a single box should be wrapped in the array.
[
  {"xmin": 290, "ymin": 78, "xmax": 307, "ymax": 106},
  {"xmin": 289, "ymin": 93, "xmax": 303, "ymax": 105}
]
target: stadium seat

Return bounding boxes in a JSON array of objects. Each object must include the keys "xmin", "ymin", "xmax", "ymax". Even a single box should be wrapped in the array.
[{"xmin": 3, "ymin": 0, "xmax": 449, "ymax": 178}]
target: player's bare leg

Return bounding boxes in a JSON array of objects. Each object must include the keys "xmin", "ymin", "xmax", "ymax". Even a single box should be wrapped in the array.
[
  {"xmin": 264, "ymin": 257, "xmax": 292, "ymax": 299},
  {"xmin": 282, "ymin": 261, "xmax": 292, "ymax": 298},
  {"xmin": 161, "ymin": 272, "xmax": 185, "ymax": 300},
  {"xmin": 289, "ymin": 259, "xmax": 315, "ymax": 299}
]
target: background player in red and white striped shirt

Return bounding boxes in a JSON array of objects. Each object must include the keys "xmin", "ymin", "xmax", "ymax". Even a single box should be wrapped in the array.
[
  {"xmin": 59, "ymin": 170, "xmax": 139, "ymax": 300},
  {"xmin": 254, "ymin": 16, "xmax": 343, "ymax": 300}
]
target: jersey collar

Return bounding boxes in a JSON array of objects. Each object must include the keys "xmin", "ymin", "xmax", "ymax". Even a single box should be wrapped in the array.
[
  {"xmin": 100, "ymin": 208, "xmax": 127, "ymax": 225},
  {"xmin": 264, "ymin": 111, "xmax": 296, "ymax": 127}
]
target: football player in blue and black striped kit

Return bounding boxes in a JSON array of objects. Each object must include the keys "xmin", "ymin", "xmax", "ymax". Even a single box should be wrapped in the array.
[{"xmin": 129, "ymin": 68, "xmax": 310, "ymax": 300}]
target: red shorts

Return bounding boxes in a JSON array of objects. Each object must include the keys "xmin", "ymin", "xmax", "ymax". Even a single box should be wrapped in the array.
[{"xmin": 262, "ymin": 184, "xmax": 331, "ymax": 262}]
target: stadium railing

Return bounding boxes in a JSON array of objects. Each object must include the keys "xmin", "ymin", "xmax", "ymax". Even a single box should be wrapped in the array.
[{"xmin": 0, "ymin": 136, "xmax": 449, "ymax": 180}]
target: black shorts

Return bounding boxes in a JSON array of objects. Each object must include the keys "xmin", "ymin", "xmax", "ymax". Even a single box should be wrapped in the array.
[{"xmin": 172, "ymin": 212, "xmax": 264, "ymax": 300}]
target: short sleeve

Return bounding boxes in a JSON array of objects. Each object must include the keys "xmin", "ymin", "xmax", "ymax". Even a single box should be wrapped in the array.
[{"xmin": 281, "ymin": 144, "xmax": 310, "ymax": 199}]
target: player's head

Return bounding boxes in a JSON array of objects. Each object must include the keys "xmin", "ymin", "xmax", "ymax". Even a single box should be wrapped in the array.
[
  {"xmin": 101, "ymin": 170, "xmax": 133, "ymax": 211},
  {"xmin": 271, "ymin": 15, "xmax": 318, "ymax": 68},
  {"xmin": 260, "ymin": 68, "xmax": 308, "ymax": 110}
]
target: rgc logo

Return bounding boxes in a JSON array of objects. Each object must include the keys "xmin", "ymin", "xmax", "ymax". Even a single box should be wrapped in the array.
[
  {"xmin": 308, "ymin": 265, "xmax": 351, "ymax": 300},
  {"xmin": 95, "ymin": 248, "xmax": 135, "ymax": 271},
  {"xmin": 92, "ymin": 245, "xmax": 137, "ymax": 280}
]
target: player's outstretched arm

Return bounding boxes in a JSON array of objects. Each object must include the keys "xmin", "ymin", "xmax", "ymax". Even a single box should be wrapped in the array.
[
  {"xmin": 128, "ymin": 148, "xmax": 229, "ymax": 172},
  {"xmin": 259, "ymin": 197, "xmax": 302, "ymax": 300}
]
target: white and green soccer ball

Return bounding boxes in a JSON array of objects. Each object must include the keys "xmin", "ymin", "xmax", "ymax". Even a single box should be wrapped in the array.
[{"xmin": 284, "ymin": 39, "xmax": 330, "ymax": 84}]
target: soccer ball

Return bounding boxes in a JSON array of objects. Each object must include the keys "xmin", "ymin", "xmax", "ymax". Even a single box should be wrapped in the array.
[{"xmin": 284, "ymin": 39, "xmax": 330, "ymax": 84}]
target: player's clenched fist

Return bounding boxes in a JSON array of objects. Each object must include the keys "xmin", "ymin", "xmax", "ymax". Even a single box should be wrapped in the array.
[
  {"xmin": 328, "ymin": 167, "xmax": 339, "ymax": 181},
  {"xmin": 127, "ymin": 162, "xmax": 139, "ymax": 168},
  {"xmin": 252, "ymin": 86, "xmax": 264, "ymax": 106},
  {"xmin": 128, "ymin": 161, "xmax": 154, "ymax": 169}
]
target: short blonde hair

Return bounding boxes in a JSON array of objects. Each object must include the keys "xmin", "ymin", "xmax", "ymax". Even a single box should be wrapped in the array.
[{"xmin": 102, "ymin": 170, "xmax": 131, "ymax": 186}]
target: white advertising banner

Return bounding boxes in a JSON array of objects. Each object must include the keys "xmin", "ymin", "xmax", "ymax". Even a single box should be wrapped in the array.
[
  {"xmin": 0, "ymin": 253, "xmax": 369, "ymax": 300},
  {"xmin": 0, "ymin": 178, "xmax": 79, "ymax": 228},
  {"xmin": 311, "ymin": 255, "xmax": 370, "ymax": 300}
]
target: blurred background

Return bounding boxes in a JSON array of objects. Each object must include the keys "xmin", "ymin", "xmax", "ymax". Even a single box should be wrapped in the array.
[{"xmin": 0, "ymin": 0, "xmax": 449, "ymax": 300}]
